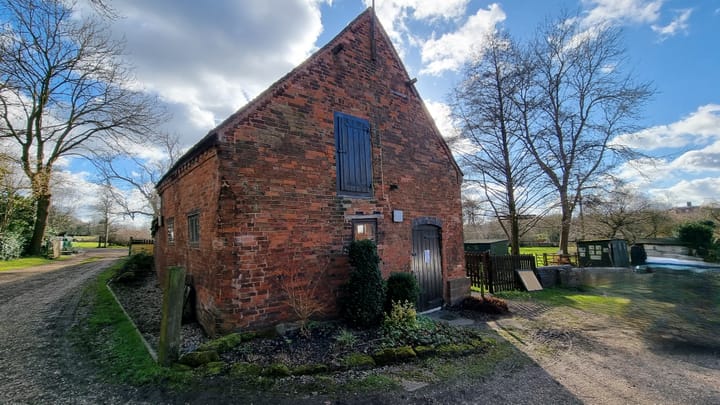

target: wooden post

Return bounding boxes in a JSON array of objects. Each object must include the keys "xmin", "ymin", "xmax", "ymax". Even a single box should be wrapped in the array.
[
  {"xmin": 483, "ymin": 253, "xmax": 494, "ymax": 294},
  {"xmin": 158, "ymin": 266, "xmax": 186, "ymax": 366}
]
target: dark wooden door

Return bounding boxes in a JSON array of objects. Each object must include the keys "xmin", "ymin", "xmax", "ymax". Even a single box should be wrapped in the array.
[{"xmin": 412, "ymin": 225, "xmax": 443, "ymax": 311}]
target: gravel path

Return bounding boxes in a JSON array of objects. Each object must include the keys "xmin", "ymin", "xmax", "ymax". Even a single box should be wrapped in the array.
[{"xmin": 0, "ymin": 249, "xmax": 144, "ymax": 404}]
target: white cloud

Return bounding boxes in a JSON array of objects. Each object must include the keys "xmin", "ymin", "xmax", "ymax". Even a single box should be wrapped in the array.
[
  {"xmin": 669, "ymin": 141, "xmax": 720, "ymax": 172},
  {"xmin": 615, "ymin": 138, "xmax": 720, "ymax": 208},
  {"xmin": 651, "ymin": 8, "xmax": 692, "ymax": 39},
  {"xmin": 580, "ymin": 1, "xmax": 692, "ymax": 41},
  {"xmin": 647, "ymin": 177, "xmax": 720, "ymax": 207},
  {"xmin": 581, "ymin": 0, "xmax": 663, "ymax": 27},
  {"xmin": 365, "ymin": 0, "xmax": 470, "ymax": 46},
  {"xmin": 611, "ymin": 104, "xmax": 720, "ymax": 150},
  {"xmin": 424, "ymin": 100, "xmax": 457, "ymax": 139},
  {"xmin": 419, "ymin": 4, "xmax": 506, "ymax": 75},
  {"xmin": 92, "ymin": 0, "xmax": 330, "ymax": 146}
]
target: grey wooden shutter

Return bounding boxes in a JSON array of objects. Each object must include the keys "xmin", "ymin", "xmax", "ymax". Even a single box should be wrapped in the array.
[{"xmin": 335, "ymin": 112, "xmax": 372, "ymax": 196}]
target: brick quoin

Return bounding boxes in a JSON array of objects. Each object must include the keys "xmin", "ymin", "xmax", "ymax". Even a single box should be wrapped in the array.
[{"xmin": 155, "ymin": 8, "xmax": 468, "ymax": 337}]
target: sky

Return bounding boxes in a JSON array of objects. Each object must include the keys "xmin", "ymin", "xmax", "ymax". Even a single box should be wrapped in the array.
[{"xmin": 61, "ymin": 0, "xmax": 720, "ymax": 224}]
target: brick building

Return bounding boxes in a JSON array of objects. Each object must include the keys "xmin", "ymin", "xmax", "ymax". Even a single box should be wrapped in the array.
[{"xmin": 155, "ymin": 8, "xmax": 468, "ymax": 336}]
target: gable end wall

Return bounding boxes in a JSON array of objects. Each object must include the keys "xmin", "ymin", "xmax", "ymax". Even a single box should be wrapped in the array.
[{"xmin": 156, "ymin": 10, "xmax": 466, "ymax": 335}]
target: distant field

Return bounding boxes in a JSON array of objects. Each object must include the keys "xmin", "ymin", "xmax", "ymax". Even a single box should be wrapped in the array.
[
  {"xmin": 518, "ymin": 246, "xmax": 560, "ymax": 256},
  {"xmin": 73, "ymin": 241, "xmax": 101, "ymax": 248},
  {"xmin": 0, "ymin": 256, "xmax": 71, "ymax": 272},
  {"xmin": 73, "ymin": 241, "xmax": 126, "ymax": 249}
]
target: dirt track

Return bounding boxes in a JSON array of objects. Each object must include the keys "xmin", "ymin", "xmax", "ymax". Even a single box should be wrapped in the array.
[
  {"xmin": 491, "ymin": 300, "xmax": 720, "ymax": 404},
  {"xmin": 0, "ymin": 249, "xmax": 138, "ymax": 404}
]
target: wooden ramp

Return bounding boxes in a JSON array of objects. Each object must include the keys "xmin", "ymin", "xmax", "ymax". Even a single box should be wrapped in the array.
[{"xmin": 516, "ymin": 270, "xmax": 543, "ymax": 291}]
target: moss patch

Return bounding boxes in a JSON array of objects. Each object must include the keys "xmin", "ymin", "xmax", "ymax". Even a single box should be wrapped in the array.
[
  {"xmin": 178, "ymin": 350, "xmax": 220, "ymax": 368},
  {"xmin": 230, "ymin": 362, "xmax": 262, "ymax": 377},
  {"xmin": 197, "ymin": 361, "xmax": 225, "ymax": 376},
  {"xmin": 413, "ymin": 345, "xmax": 436, "ymax": 358},
  {"xmin": 436, "ymin": 343, "xmax": 475, "ymax": 356},
  {"xmin": 342, "ymin": 353, "xmax": 376, "ymax": 368},
  {"xmin": 344, "ymin": 374, "xmax": 399, "ymax": 392},
  {"xmin": 372, "ymin": 346, "xmax": 416, "ymax": 365},
  {"xmin": 262, "ymin": 363, "xmax": 291, "ymax": 377},
  {"xmin": 292, "ymin": 363, "xmax": 329, "ymax": 375},
  {"xmin": 198, "ymin": 333, "xmax": 243, "ymax": 354}
]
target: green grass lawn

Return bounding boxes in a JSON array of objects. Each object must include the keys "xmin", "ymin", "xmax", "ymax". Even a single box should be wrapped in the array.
[
  {"xmin": 72, "ymin": 241, "xmax": 127, "ymax": 249},
  {"xmin": 0, "ymin": 255, "xmax": 72, "ymax": 271},
  {"xmin": 496, "ymin": 269, "xmax": 720, "ymax": 348},
  {"xmin": 517, "ymin": 246, "xmax": 577, "ymax": 255}
]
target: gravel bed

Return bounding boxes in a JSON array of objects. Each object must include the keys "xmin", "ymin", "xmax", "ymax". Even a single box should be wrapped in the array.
[{"xmin": 109, "ymin": 271, "xmax": 208, "ymax": 354}]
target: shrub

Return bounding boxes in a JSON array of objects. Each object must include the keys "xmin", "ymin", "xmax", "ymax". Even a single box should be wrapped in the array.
[
  {"xmin": 381, "ymin": 300, "xmax": 420, "ymax": 347},
  {"xmin": 384, "ymin": 272, "xmax": 419, "ymax": 312},
  {"xmin": 341, "ymin": 240, "xmax": 385, "ymax": 327},
  {"xmin": 0, "ymin": 232, "xmax": 24, "ymax": 261},
  {"xmin": 383, "ymin": 300, "xmax": 418, "ymax": 330},
  {"xmin": 113, "ymin": 252, "xmax": 154, "ymax": 283},
  {"xmin": 677, "ymin": 221, "xmax": 715, "ymax": 257},
  {"xmin": 455, "ymin": 296, "xmax": 509, "ymax": 314},
  {"xmin": 334, "ymin": 328, "xmax": 358, "ymax": 348},
  {"xmin": 124, "ymin": 252, "xmax": 155, "ymax": 272}
]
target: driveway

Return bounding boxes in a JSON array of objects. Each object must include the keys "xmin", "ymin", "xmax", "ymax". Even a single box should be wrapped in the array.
[
  {"xmin": 491, "ymin": 298, "xmax": 720, "ymax": 404},
  {"xmin": 0, "ymin": 249, "xmax": 138, "ymax": 404}
]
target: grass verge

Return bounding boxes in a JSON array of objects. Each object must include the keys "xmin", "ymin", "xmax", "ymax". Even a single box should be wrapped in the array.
[
  {"xmin": 495, "ymin": 288, "xmax": 630, "ymax": 317},
  {"xmin": 71, "ymin": 259, "xmax": 190, "ymax": 387}
]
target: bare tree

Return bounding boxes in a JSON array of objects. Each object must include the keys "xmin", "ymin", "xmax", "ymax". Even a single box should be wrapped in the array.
[
  {"xmin": 450, "ymin": 31, "xmax": 550, "ymax": 254},
  {"xmin": 0, "ymin": 0, "xmax": 166, "ymax": 254},
  {"xmin": 583, "ymin": 179, "xmax": 655, "ymax": 242},
  {"xmin": 703, "ymin": 202, "xmax": 720, "ymax": 225},
  {"xmin": 94, "ymin": 183, "xmax": 116, "ymax": 247},
  {"xmin": 92, "ymin": 132, "xmax": 182, "ymax": 219},
  {"xmin": 461, "ymin": 195, "xmax": 484, "ymax": 226},
  {"xmin": 522, "ymin": 14, "xmax": 653, "ymax": 254}
]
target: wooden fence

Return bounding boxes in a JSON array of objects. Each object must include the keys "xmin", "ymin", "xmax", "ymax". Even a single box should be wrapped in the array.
[
  {"xmin": 535, "ymin": 252, "xmax": 580, "ymax": 267},
  {"xmin": 129, "ymin": 238, "xmax": 154, "ymax": 255},
  {"xmin": 466, "ymin": 252, "xmax": 537, "ymax": 293}
]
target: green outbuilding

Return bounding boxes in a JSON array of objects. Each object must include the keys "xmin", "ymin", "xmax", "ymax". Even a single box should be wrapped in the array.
[{"xmin": 464, "ymin": 239, "xmax": 509, "ymax": 255}]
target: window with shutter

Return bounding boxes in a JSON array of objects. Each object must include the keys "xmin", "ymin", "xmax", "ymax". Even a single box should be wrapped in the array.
[{"xmin": 334, "ymin": 112, "xmax": 373, "ymax": 197}]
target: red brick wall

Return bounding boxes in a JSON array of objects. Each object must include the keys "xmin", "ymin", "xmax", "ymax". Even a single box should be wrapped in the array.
[
  {"xmin": 156, "ymin": 11, "xmax": 465, "ymax": 335},
  {"xmin": 155, "ymin": 148, "xmax": 228, "ymax": 335}
]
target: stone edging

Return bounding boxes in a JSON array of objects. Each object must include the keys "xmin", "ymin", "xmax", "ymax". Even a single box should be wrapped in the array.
[{"xmin": 105, "ymin": 281, "xmax": 158, "ymax": 362}]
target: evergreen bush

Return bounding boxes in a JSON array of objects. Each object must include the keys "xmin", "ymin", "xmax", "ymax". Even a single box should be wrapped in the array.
[
  {"xmin": 341, "ymin": 240, "xmax": 385, "ymax": 327},
  {"xmin": 384, "ymin": 272, "xmax": 419, "ymax": 312},
  {"xmin": 0, "ymin": 232, "xmax": 25, "ymax": 261},
  {"xmin": 114, "ymin": 252, "xmax": 154, "ymax": 283}
]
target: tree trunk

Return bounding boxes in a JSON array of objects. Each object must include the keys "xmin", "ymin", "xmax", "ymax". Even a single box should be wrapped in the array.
[
  {"xmin": 28, "ymin": 194, "xmax": 51, "ymax": 256},
  {"xmin": 558, "ymin": 199, "xmax": 572, "ymax": 255},
  {"xmin": 510, "ymin": 213, "xmax": 520, "ymax": 255}
]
